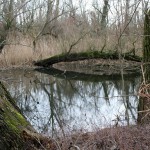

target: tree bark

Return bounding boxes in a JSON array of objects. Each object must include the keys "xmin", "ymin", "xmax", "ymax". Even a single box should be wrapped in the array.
[
  {"xmin": 138, "ymin": 65, "xmax": 150, "ymax": 124},
  {"xmin": 143, "ymin": 10, "xmax": 150, "ymax": 62},
  {"xmin": 0, "ymin": 0, "xmax": 16, "ymax": 53},
  {"xmin": 138, "ymin": 9, "xmax": 150, "ymax": 124},
  {"xmin": 101, "ymin": 0, "xmax": 109, "ymax": 31},
  {"xmin": 0, "ymin": 81, "xmax": 56, "ymax": 149},
  {"xmin": 124, "ymin": 0, "xmax": 130, "ymax": 34},
  {"xmin": 34, "ymin": 51, "xmax": 141, "ymax": 67}
]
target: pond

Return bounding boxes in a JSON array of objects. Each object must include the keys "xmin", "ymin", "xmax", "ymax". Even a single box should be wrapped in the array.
[{"xmin": 0, "ymin": 68, "xmax": 141, "ymax": 137}]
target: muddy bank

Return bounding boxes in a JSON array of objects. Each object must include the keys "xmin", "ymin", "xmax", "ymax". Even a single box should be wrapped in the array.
[
  {"xmin": 58, "ymin": 124, "xmax": 150, "ymax": 150},
  {"xmin": 0, "ymin": 58, "xmax": 141, "ymax": 76},
  {"xmin": 17, "ymin": 123, "xmax": 149, "ymax": 149},
  {"xmin": 53, "ymin": 59, "xmax": 142, "ymax": 75}
]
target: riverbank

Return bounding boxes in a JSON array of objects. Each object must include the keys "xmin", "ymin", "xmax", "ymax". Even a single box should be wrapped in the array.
[
  {"xmin": 24, "ymin": 123, "xmax": 150, "ymax": 150},
  {"xmin": 0, "ymin": 58, "xmax": 142, "ymax": 75},
  {"xmin": 0, "ymin": 59, "xmax": 149, "ymax": 150},
  {"xmin": 53, "ymin": 59, "xmax": 142, "ymax": 75},
  {"xmin": 62, "ymin": 124, "xmax": 150, "ymax": 150}
]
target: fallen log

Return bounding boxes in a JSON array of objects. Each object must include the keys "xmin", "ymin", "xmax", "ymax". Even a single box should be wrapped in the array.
[
  {"xmin": 0, "ymin": 81, "xmax": 57, "ymax": 150},
  {"xmin": 34, "ymin": 51, "xmax": 142, "ymax": 67},
  {"xmin": 35, "ymin": 67, "xmax": 141, "ymax": 82}
]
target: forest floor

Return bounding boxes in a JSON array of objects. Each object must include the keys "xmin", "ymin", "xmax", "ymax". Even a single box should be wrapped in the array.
[
  {"xmin": 28, "ymin": 123, "xmax": 150, "ymax": 150},
  {"xmin": 61, "ymin": 124, "xmax": 150, "ymax": 150}
]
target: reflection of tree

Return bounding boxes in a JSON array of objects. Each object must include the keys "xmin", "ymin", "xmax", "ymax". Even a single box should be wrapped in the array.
[
  {"xmin": 109, "ymin": 68, "xmax": 139, "ymax": 127},
  {"xmin": 123, "ymin": 79, "xmax": 137, "ymax": 125},
  {"xmin": 35, "ymin": 78, "xmax": 70, "ymax": 137},
  {"xmin": 102, "ymin": 82, "xmax": 110, "ymax": 102},
  {"xmin": 1, "ymin": 69, "xmax": 140, "ymax": 136}
]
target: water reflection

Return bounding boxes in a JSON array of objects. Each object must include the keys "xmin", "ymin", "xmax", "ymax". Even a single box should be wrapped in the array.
[{"xmin": 0, "ymin": 68, "xmax": 141, "ymax": 137}]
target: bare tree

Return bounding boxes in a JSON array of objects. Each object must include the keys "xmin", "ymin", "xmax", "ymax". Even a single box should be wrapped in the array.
[
  {"xmin": 0, "ymin": 0, "xmax": 35, "ymax": 52},
  {"xmin": 101, "ymin": 0, "xmax": 109, "ymax": 31},
  {"xmin": 124, "ymin": 0, "xmax": 130, "ymax": 34},
  {"xmin": 0, "ymin": 0, "xmax": 16, "ymax": 52},
  {"xmin": 143, "ymin": 9, "xmax": 150, "ymax": 62}
]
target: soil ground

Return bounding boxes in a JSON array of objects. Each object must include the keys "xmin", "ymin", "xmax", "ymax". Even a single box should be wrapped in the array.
[
  {"xmin": 61, "ymin": 124, "xmax": 150, "ymax": 150},
  {"xmin": 53, "ymin": 59, "xmax": 142, "ymax": 75},
  {"xmin": 28, "ymin": 124, "xmax": 150, "ymax": 150}
]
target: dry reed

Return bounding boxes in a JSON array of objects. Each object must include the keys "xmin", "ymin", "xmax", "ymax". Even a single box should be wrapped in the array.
[{"xmin": 0, "ymin": 26, "xmax": 143, "ymax": 68}]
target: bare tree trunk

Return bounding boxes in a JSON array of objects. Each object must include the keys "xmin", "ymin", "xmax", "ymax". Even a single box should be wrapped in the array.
[
  {"xmin": 138, "ymin": 65, "xmax": 150, "ymax": 124},
  {"xmin": 124, "ymin": 0, "xmax": 130, "ymax": 35},
  {"xmin": 3, "ymin": 0, "xmax": 16, "ymax": 28},
  {"xmin": 54, "ymin": 0, "xmax": 60, "ymax": 21},
  {"xmin": 45, "ymin": 0, "xmax": 60, "ymax": 37},
  {"xmin": 0, "ymin": 81, "xmax": 57, "ymax": 149},
  {"xmin": 133, "ymin": 0, "xmax": 138, "ymax": 31},
  {"xmin": 46, "ymin": 0, "xmax": 53, "ymax": 22},
  {"xmin": 0, "ymin": 81, "xmax": 33, "ymax": 149},
  {"xmin": 0, "ymin": 0, "xmax": 16, "ymax": 53},
  {"xmin": 138, "ymin": 9, "xmax": 150, "ymax": 124},
  {"xmin": 143, "ymin": 10, "xmax": 150, "ymax": 62},
  {"xmin": 101, "ymin": 0, "xmax": 109, "ymax": 31}
]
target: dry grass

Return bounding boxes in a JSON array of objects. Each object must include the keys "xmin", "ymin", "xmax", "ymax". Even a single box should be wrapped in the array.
[
  {"xmin": 0, "ymin": 34, "xmax": 57, "ymax": 68},
  {"xmin": 0, "ymin": 28, "xmax": 143, "ymax": 68},
  {"xmin": 24, "ymin": 124, "xmax": 150, "ymax": 150}
]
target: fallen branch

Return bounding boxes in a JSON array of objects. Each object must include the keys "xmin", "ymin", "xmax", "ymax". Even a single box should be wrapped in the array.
[{"xmin": 34, "ymin": 51, "xmax": 142, "ymax": 67}]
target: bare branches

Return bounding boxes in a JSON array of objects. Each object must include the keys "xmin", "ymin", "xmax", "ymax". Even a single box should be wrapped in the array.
[{"xmin": 67, "ymin": 31, "xmax": 89, "ymax": 54}]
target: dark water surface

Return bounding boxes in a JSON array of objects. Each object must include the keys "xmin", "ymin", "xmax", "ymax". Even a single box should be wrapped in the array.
[{"xmin": 0, "ymin": 68, "xmax": 141, "ymax": 137}]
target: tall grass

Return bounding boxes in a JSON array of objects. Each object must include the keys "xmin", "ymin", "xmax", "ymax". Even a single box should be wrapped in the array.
[{"xmin": 0, "ymin": 24, "xmax": 143, "ymax": 68}]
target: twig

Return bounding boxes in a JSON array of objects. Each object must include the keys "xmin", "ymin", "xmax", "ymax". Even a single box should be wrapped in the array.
[
  {"xmin": 138, "ymin": 109, "xmax": 150, "ymax": 113},
  {"xmin": 67, "ymin": 32, "xmax": 89, "ymax": 55},
  {"xmin": 141, "ymin": 64, "xmax": 146, "ymax": 85},
  {"xmin": 49, "ymin": 137, "xmax": 62, "ymax": 150}
]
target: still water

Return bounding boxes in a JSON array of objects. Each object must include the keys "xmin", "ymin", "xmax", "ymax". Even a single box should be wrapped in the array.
[{"xmin": 0, "ymin": 68, "xmax": 141, "ymax": 137}]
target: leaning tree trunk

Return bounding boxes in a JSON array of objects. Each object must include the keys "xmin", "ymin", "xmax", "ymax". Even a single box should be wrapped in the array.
[
  {"xmin": 0, "ymin": 81, "xmax": 28, "ymax": 149},
  {"xmin": 0, "ymin": 81, "xmax": 56, "ymax": 150},
  {"xmin": 143, "ymin": 9, "xmax": 150, "ymax": 62},
  {"xmin": 138, "ymin": 9, "xmax": 150, "ymax": 124},
  {"xmin": 34, "ymin": 51, "xmax": 141, "ymax": 67},
  {"xmin": 138, "ymin": 65, "xmax": 150, "ymax": 124}
]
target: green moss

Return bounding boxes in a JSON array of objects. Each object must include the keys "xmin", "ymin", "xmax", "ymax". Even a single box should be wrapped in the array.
[
  {"xmin": 0, "ymin": 97, "xmax": 25, "ymax": 149},
  {"xmin": 0, "ymin": 82, "xmax": 29, "ymax": 134},
  {"xmin": 34, "ymin": 50, "xmax": 142, "ymax": 67},
  {"xmin": 3, "ymin": 99, "xmax": 28, "ymax": 133},
  {"xmin": 0, "ymin": 82, "xmax": 37, "ymax": 149}
]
